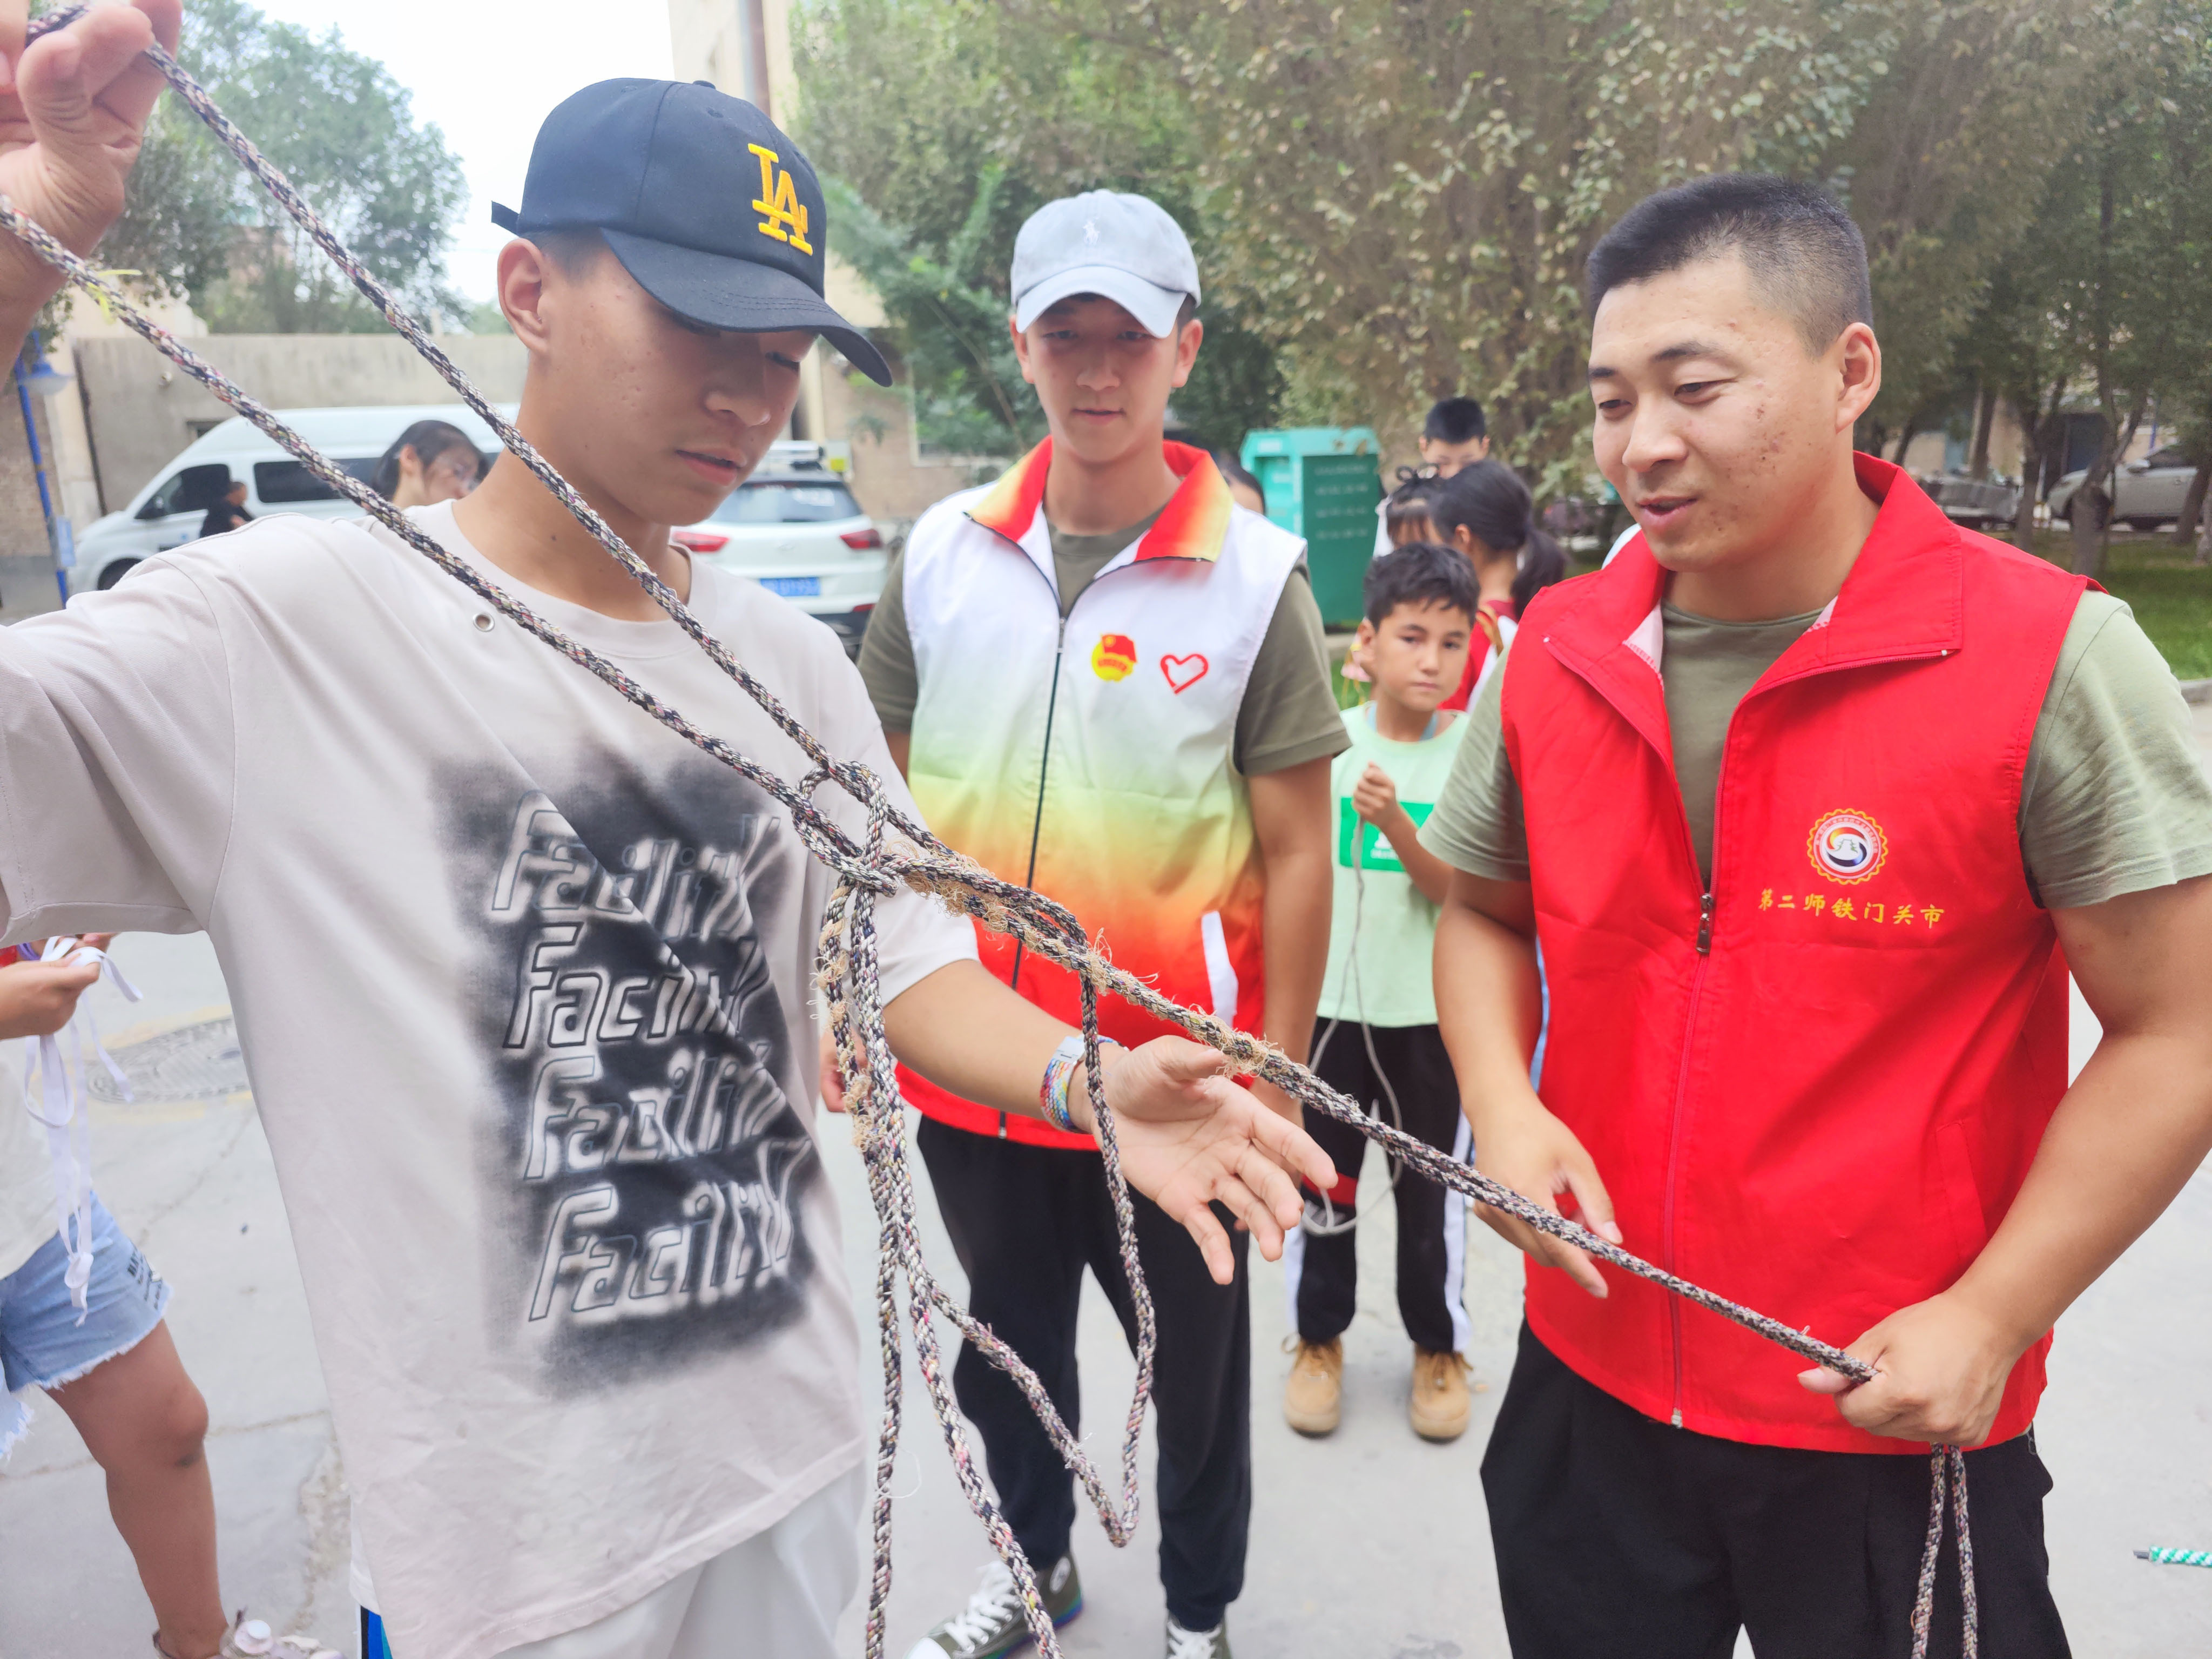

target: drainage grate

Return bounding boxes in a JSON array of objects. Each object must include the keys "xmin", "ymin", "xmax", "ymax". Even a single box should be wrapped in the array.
[{"xmin": 87, "ymin": 1016, "xmax": 249, "ymax": 1105}]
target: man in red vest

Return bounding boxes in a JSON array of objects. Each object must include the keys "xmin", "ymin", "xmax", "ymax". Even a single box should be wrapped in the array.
[{"xmin": 1426, "ymin": 173, "xmax": 2212, "ymax": 1654}]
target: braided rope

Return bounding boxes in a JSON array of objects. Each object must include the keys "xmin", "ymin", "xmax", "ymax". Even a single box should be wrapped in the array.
[
  {"xmin": 2137, "ymin": 1547, "xmax": 2212, "ymax": 1567},
  {"xmin": 6, "ymin": 11, "xmax": 1970, "ymax": 1655}
]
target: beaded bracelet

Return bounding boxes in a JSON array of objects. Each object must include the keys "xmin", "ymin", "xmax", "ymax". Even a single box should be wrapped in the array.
[{"xmin": 1040, "ymin": 1034, "xmax": 1120, "ymax": 1135}]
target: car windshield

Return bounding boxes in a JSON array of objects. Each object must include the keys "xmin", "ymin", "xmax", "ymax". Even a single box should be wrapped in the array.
[{"xmin": 706, "ymin": 478, "xmax": 861, "ymax": 525}]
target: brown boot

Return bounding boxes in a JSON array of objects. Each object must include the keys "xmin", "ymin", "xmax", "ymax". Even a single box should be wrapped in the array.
[
  {"xmin": 1410, "ymin": 1346, "xmax": 1473, "ymax": 1442},
  {"xmin": 1283, "ymin": 1336, "xmax": 1343, "ymax": 1435}
]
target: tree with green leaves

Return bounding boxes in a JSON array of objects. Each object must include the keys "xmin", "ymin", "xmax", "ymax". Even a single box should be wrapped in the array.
[
  {"xmin": 86, "ymin": 0, "xmax": 468, "ymax": 332},
  {"xmin": 798, "ymin": 0, "xmax": 2128, "ymax": 500},
  {"xmin": 795, "ymin": 0, "xmax": 1282, "ymax": 461},
  {"xmin": 1952, "ymin": 0, "xmax": 2212, "ymax": 575}
]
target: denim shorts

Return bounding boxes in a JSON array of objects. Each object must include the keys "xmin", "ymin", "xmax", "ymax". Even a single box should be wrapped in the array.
[{"xmin": 0, "ymin": 1195, "xmax": 171, "ymax": 1456}]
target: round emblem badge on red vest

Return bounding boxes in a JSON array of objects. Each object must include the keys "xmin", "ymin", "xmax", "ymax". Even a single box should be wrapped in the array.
[{"xmin": 1806, "ymin": 808, "xmax": 1888, "ymax": 884}]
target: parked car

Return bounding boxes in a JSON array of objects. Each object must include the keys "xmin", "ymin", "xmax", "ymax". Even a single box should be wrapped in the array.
[
  {"xmin": 73, "ymin": 403, "xmax": 508, "ymax": 593},
  {"xmin": 670, "ymin": 441, "xmax": 886, "ymax": 655},
  {"xmin": 1918, "ymin": 472, "xmax": 2021, "ymax": 530},
  {"xmin": 2047, "ymin": 446, "xmax": 2198, "ymax": 529}
]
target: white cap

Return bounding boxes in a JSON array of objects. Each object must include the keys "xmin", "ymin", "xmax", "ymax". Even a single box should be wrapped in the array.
[{"xmin": 1010, "ymin": 191, "xmax": 1200, "ymax": 338}]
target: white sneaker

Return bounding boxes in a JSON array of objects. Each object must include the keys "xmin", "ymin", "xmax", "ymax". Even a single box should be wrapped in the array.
[
  {"xmin": 221, "ymin": 1612, "xmax": 340, "ymax": 1659},
  {"xmin": 1165, "ymin": 1614, "xmax": 1232, "ymax": 1659},
  {"xmin": 906, "ymin": 1555, "xmax": 1083, "ymax": 1658}
]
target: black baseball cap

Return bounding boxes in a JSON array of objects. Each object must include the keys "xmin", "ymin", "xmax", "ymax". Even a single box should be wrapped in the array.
[{"xmin": 493, "ymin": 80, "xmax": 892, "ymax": 386}]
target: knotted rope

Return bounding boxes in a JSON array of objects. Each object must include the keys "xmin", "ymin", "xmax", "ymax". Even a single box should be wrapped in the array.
[{"xmin": 6, "ymin": 12, "xmax": 1971, "ymax": 1656}]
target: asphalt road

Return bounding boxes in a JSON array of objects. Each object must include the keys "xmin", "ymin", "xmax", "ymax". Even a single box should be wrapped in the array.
[{"xmin": 3, "ymin": 702, "xmax": 2208, "ymax": 1658}]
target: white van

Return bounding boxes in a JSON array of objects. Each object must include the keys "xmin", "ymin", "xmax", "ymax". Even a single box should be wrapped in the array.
[{"xmin": 72, "ymin": 403, "xmax": 512, "ymax": 593}]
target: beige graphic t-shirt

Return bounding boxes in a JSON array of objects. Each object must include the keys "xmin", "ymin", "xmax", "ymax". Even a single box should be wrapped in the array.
[{"xmin": 0, "ymin": 503, "xmax": 974, "ymax": 1659}]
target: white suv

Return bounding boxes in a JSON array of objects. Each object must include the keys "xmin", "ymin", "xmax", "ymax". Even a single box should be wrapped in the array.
[
  {"xmin": 670, "ymin": 442, "xmax": 886, "ymax": 655},
  {"xmin": 2048, "ymin": 446, "xmax": 2199, "ymax": 530}
]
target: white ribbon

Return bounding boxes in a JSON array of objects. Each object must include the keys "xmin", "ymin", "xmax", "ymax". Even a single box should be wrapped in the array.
[{"xmin": 18, "ymin": 938, "xmax": 140, "ymax": 1321}]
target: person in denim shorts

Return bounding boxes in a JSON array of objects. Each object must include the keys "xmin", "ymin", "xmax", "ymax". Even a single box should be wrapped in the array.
[{"xmin": 0, "ymin": 941, "xmax": 333, "ymax": 1659}]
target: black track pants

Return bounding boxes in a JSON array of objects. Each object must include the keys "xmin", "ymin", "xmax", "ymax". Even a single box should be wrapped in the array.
[
  {"xmin": 1287, "ymin": 1018, "xmax": 1468, "ymax": 1353},
  {"xmin": 916, "ymin": 1116, "xmax": 1250, "ymax": 1630},
  {"xmin": 1481, "ymin": 1324, "xmax": 2071, "ymax": 1658}
]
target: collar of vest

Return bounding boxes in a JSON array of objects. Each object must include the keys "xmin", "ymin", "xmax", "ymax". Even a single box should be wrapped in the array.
[
  {"xmin": 1543, "ymin": 455, "xmax": 1966, "ymax": 724},
  {"xmin": 966, "ymin": 437, "xmax": 1234, "ymax": 564}
]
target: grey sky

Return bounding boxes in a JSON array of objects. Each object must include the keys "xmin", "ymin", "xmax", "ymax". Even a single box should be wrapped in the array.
[{"xmin": 249, "ymin": 1, "xmax": 676, "ymax": 304}]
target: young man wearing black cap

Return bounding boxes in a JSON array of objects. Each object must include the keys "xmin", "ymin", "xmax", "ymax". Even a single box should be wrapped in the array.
[
  {"xmin": 0, "ymin": 11, "xmax": 1335, "ymax": 1659},
  {"xmin": 859, "ymin": 191, "xmax": 1345, "ymax": 1659}
]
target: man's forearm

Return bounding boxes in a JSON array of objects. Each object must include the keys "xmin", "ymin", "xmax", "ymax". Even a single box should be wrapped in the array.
[
  {"xmin": 1952, "ymin": 1026, "xmax": 2212, "ymax": 1356},
  {"xmin": 1249, "ymin": 755, "xmax": 1334, "ymax": 1080},
  {"xmin": 1947, "ymin": 875, "xmax": 2212, "ymax": 1359},
  {"xmin": 1434, "ymin": 872, "xmax": 1544, "ymax": 1112},
  {"xmin": 0, "ymin": 304, "xmax": 43, "ymax": 363},
  {"xmin": 881, "ymin": 959, "xmax": 1071, "ymax": 1124},
  {"xmin": 1260, "ymin": 842, "xmax": 1330, "ymax": 1065}
]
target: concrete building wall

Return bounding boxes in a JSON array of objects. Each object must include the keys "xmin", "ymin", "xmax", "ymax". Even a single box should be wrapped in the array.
[
  {"xmin": 74, "ymin": 331, "xmax": 527, "ymax": 511},
  {"xmin": 0, "ymin": 381, "xmax": 65, "ymax": 622}
]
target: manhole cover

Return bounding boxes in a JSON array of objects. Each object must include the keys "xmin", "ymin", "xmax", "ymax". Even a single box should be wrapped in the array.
[{"xmin": 88, "ymin": 1016, "xmax": 249, "ymax": 1105}]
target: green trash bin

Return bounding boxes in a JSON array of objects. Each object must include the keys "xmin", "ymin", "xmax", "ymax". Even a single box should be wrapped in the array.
[{"xmin": 1238, "ymin": 427, "xmax": 1381, "ymax": 628}]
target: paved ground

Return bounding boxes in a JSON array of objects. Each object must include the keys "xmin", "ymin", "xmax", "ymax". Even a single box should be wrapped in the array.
[{"xmin": 3, "ymin": 702, "xmax": 2209, "ymax": 1657}]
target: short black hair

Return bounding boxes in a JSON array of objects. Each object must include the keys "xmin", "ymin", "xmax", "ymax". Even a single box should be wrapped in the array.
[
  {"xmin": 534, "ymin": 226, "xmax": 608, "ymax": 277},
  {"xmin": 373, "ymin": 419, "xmax": 481, "ymax": 499},
  {"xmin": 1364, "ymin": 540, "xmax": 1479, "ymax": 627},
  {"xmin": 1383, "ymin": 473, "xmax": 1445, "ymax": 541},
  {"xmin": 1586, "ymin": 173, "xmax": 1872, "ymax": 350},
  {"xmin": 1424, "ymin": 396, "xmax": 1486, "ymax": 446}
]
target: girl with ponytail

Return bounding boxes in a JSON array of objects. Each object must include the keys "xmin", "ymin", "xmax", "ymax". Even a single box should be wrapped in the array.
[{"xmin": 1427, "ymin": 459, "xmax": 1568, "ymax": 710}]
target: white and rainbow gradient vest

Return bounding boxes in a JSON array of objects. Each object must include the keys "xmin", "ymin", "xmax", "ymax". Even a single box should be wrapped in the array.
[{"xmin": 898, "ymin": 439, "xmax": 1305, "ymax": 1146}]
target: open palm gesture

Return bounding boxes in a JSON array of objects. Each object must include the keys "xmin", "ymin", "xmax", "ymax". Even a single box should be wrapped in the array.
[{"xmin": 1079, "ymin": 1037, "xmax": 1334, "ymax": 1283}]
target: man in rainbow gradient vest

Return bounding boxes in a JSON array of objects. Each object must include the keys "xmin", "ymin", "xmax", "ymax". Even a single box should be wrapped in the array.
[{"xmin": 859, "ymin": 193, "xmax": 1344, "ymax": 1659}]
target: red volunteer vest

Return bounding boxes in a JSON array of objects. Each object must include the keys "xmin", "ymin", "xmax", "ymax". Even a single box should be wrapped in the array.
[{"xmin": 1503, "ymin": 457, "xmax": 2085, "ymax": 1454}]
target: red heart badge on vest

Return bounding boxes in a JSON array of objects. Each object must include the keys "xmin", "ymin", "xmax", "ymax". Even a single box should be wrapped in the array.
[{"xmin": 1159, "ymin": 653, "xmax": 1210, "ymax": 694}]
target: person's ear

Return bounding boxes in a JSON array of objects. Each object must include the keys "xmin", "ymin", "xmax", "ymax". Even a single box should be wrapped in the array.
[
  {"xmin": 1834, "ymin": 321, "xmax": 1882, "ymax": 431},
  {"xmin": 499, "ymin": 239, "xmax": 557, "ymax": 355},
  {"xmin": 1170, "ymin": 316, "xmax": 1203, "ymax": 389},
  {"xmin": 1450, "ymin": 523, "xmax": 1481, "ymax": 559},
  {"xmin": 1009, "ymin": 315, "xmax": 1038, "ymax": 387},
  {"xmin": 1475, "ymin": 435, "xmax": 1491, "ymax": 458}
]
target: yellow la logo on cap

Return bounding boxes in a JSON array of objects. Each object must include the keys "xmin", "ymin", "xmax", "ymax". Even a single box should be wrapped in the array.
[{"xmin": 747, "ymin": 143, "xmax": 813, "ymax": 254}]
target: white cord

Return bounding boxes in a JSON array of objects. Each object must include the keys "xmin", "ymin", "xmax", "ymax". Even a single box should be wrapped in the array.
[
  {"xmin": 17, "ymin": 936, "xmax": 141, "ymax": 1319},
  {"xmin": 1301, "ymin": 711, "xmax": 1410, "ymax": 1239}
]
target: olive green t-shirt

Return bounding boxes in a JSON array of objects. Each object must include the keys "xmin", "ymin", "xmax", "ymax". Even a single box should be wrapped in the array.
[
  {"xmin": 1420, "ymin": 591, "xmax": 2212, "ymax": 909},
  {"xmin": 859, "ymin": 507, "xmax": 1348, "ymax": 777}
]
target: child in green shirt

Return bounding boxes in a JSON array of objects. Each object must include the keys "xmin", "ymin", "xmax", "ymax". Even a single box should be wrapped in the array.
[{"xmin": 1282, "ymin": 542, "xmax": 1483, "ymax": 1444}]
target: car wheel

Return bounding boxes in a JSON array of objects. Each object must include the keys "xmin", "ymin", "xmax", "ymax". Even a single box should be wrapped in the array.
[
  {"xmin": 95, "ymin": 558, "xmax": 141, "ymax": 590},
  {"xmin": 2127, "ymin": 517, "xmax": 2169, "ymax": 532}
]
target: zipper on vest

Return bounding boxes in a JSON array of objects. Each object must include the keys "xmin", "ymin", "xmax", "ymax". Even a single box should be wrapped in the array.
[
  {"xmin": 1002, "ymin": 609, "xmax": 1070, "ymax": 1138},
  {"xmin": 1662, "ymin": 905, "xmax": 1711, "ymax": 1429}
]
